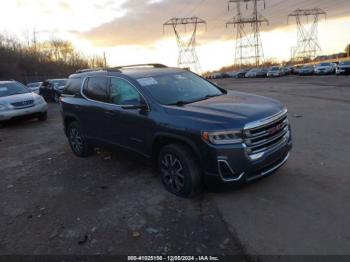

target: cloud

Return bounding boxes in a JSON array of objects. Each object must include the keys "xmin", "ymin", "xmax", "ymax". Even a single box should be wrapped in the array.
[{"xmin": 80, "ymin": 0, "xmax": 350, "ymax": 47}]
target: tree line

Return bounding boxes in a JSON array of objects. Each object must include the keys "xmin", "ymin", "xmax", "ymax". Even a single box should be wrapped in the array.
[{"xmin": 0, "ymin": 33, "xmax": 106, "ymax": 83}]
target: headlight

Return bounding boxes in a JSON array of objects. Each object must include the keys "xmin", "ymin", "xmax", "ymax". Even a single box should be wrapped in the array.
[
  {"xmin": 34, "ymin": 96, "xmax": 45, "ymax": 105},
  {"xmin": 202, "ymin": 130, "xmax": 243, "ymax": 145}
]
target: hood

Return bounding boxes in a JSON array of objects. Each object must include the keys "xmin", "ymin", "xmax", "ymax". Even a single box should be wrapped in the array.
[
  {"xmin": 163, "ymin": 91, "xmax": 284, "ymax": 130},
  {"xmin": 0, "ymin": 92, "xmax": 38, "ymax": 105}
]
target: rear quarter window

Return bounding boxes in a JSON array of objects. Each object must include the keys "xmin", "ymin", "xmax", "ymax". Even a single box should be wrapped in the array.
[{"xmin": 62, "ymin": 78, "xmax": 82, "ymax": 96}]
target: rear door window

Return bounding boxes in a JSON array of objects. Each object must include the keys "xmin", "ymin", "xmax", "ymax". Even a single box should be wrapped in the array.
[{"xmin": 84, "ymin": 77, "xmax": 109, "ymax": 103}]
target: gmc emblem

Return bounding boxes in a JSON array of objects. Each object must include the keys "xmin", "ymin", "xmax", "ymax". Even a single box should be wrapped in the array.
[{"xmin": 268, "ymin": 123, "xmax": 284, "ymax": 135}]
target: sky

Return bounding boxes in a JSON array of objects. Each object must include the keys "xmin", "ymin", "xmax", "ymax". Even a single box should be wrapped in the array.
[{"xmin": 0, "ymin": 0, "xmax": 350, "ymax": 72}]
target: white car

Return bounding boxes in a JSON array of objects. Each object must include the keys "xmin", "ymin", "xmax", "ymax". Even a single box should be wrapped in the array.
[
  {"xmin": 245, "ymin": 68, "xmax": 259, "ymax": 78},
  {"xmin": 336, "ymin": 61, "xmax": 350, "ymax": 75},
  {"xmin": 0, "ymin": 81, "xmax": 48, "ymax": 122},
  {"xmin": 314, "ymin": 62, "xmax": 336, "ymax": 75},
  {"xmin": 267, "ymin": 67, "xmax": 283, "ymax": 77}
]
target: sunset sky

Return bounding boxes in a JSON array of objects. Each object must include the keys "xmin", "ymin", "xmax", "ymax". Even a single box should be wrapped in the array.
[{"xmin": 1, "ymin": 0, "xmax": 350, "ymax": 71}]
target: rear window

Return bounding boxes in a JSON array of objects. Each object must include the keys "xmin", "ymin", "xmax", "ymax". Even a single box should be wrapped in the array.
[{"xmin": 63, "ymin": 78, "xmax": 82, "ymax": 96}]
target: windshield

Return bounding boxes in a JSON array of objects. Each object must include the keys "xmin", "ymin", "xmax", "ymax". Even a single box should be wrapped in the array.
[
  {"xmin": 138, "ymin": 72, "xmax": 224, "ymax": 105},
  {"xmin": 51, "ymin": 80, "xmax": 67, "ymax": 87},
  {"xmin": 0, "ymin": 82, "xmax": 30, "ymax": 97},
  {"xmin": 340, "ymin": 61, "xmax": 350, "ymax": 66},
  {"xmin": 271, "ymin": 67, "xmax": 279, "ymax": 71},
  {"xmin": 319, "ymin": 63, "xmax": 331, "ymax": 66},
  {"xmin": 27, "ymin": 82, "xmax": 41, "ymax": 88}
]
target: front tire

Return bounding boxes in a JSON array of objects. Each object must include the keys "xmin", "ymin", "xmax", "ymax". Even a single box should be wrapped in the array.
[
  {"xmin": 158, "ymin": 143, "xmax": 202, "ymax": 198},
  {"xmin": 67, "ymin": 122, "xmax": 93, "ymax": 157}
]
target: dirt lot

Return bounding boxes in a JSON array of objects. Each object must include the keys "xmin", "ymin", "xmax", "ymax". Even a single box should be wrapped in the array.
[{"xmin": 1, "ymin": 75, "xmax": 349, "ymax": 257}]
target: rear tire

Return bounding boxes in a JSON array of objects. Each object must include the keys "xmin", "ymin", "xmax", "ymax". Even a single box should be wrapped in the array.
[
  {"xmin": 158, "ymin": 143, "xmax": 202, "ymax": 198},
  {"xmin": 67, "ymin": 122, "xmax": 93, "ymax": 157}
]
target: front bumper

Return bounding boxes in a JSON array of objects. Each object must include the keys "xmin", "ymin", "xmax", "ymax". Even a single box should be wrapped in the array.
[
  {"xmin": 201, "ymin": 129, "xmax": 292, "ymax": 187},
  {"xmin": 0, "ymin": 103, "xmax": 48, "ymax": 121},
  {"xmin": 200, "ymin": 110, "xmax": 292, "ymax": 185}
]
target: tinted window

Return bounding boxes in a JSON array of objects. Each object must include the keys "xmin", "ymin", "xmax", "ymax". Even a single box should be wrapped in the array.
[
  {"xmin": 63, "ymin": 78, "xmax": 82, "ymax": 95},
  {"xmin": 138, "ymin": 72, "xmax": 223, "ymax": 105},
  {"xmin": 51, "ymin": 80, "xmax": 67, "ymax": 88},
  {"xmin": 84, "ymin": 77, "xmax": 109, "ymax": 102},
  {"xmin": 109, "ymin": 78, "xmax": 141, "ymax": 105},
  {"xmin": 0, "ymin": 82, "xmax": 29, "ymax": 97}
]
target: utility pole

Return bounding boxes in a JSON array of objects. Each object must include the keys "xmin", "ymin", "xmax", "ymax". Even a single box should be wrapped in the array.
[
  {"xmin": 163, "ymin": 17, "xmax": 206, "ymax": 74},
  {"xmin": 32, "ymin": 29, "xmax": 38, "ymax": 52},
  {"xmin": 103, "ymin": 52, "xmax": 107, "ymax": 67},
  {"xmin": 288, "ymin": 8, "xmax": 327, "ymax": 62},
  {"xmin": 226, "ymin": 0, "xmax": 268, "ymax": 68}
]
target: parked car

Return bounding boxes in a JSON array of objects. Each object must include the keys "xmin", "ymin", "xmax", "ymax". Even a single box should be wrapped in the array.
[
  {"xmin": 226, "ymin": 71, "xmax": 239, "ymax": 78},
  {"xmin": 256, "ymin": 68, "xmax": 269, "ymax": 78},
  {"xmin": 336, "ymin": 61, "xmax": 350, "ymax": 75},
  {"xmin": 267, "ymin": 67, "xmax": 283, "ymax": 77},
  {"xmin": 0, "ymin": 80, "xmax": 48, "ymax": 122},
  {"xmin": 39, "ymin": 79, "xmax": 67, "ymax": 102},
  {"xmin": 236, "ymin": 70, "xmax": 248, "ymax": 78},
  {"xmin": 292, "ymin": 65, "xmax": 302, "ymax": 75},
  {"xmin": 27, "ymin": 82, "xmax": 42, "ymax": 94},
  {"xmin": 60, "ymin": 64, "xmax": 292, "ymax": 197},
  {"xmin": 245, "ymin": 68, "xmax": 259, "ymax": 78},
  {"xmin": 314, "ymin": 62, "xmax": 336, "ymax": 75},
  {"xmin": 281, "ymin": 67, "xmax": 292, "ymax": 75},
  {"xmin": 298, "ymin": 65, "xmax": 315, "ymax": 76}
]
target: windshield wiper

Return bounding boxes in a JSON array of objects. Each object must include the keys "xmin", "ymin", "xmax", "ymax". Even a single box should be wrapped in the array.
[
  {"xmin": 167, "ymin": 94, "xmax": 222, "ymax": 106},
  {"xmin": 167, "ymin": 100, "xmax": 190, "ymax": 106}
]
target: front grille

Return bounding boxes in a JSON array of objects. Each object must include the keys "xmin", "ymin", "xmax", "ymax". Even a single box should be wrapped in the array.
[
  {"xmin": 244, "ymin": 111, "xmax": 290, "ymax": 158},
  {"xmin": 11, "ymin": 100, "xmax": 34, "ymax": 109}
]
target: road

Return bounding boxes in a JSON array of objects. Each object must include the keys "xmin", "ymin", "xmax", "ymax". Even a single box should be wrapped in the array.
[
  {"xmin": 0, "ymin": 75, "xmax": 349, "ymax": 257},
  {"xmin": 212, "ymin": 75, "xmax": 350, "ymax": 255}
]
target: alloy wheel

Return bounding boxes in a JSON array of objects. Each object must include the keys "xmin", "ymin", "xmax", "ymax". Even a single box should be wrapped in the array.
[
  {"xmin": 69, "ymin": 127, "xmax": 83, "ymax": 154},
  {"xmin": 160, "ymin": 153, "xmax": 185, "ymax": 193}
]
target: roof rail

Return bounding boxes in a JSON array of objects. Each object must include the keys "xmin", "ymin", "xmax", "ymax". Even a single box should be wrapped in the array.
[
  {"xmin": 75, "ymin": 64, "xmax": 167, "ymax": 74},
  {"xmin": 75, "ymin": 68, "xmax": 122, "ymax": 74},
  {"xmin": 114, "ymin": 63, "xmax": 168, "ymax": 70}
]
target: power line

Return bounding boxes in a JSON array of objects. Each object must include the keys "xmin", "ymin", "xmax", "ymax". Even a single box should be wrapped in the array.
[
  {"xmin": 226, "ymin": 0, "xmax": 269, "ymax": 68},
  {"xmin": 288, "ymin": 8, "xmax": 327, "ymax": 62},
  {"xmin": 163, "ymin": 17, "xmax": 207, "ymax": 74}
]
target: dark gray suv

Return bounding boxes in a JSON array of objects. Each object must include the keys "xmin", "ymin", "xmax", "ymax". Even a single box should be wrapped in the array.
[{"xmin": 60, "ymin": 64, "xmax": 292, "ymax": 197}]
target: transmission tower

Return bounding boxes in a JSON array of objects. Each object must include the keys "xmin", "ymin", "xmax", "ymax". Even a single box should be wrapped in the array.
[
  {"xmin": 288, "ymin": 8, "xmax": 327, "ymax": 62},
  {"xmin": 226, "ymin": 0, "xmax": 268, "ymax": 68},
  {"xmin": 163, "ymin": 17, "xmax": 206, "ymax": 73}
]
